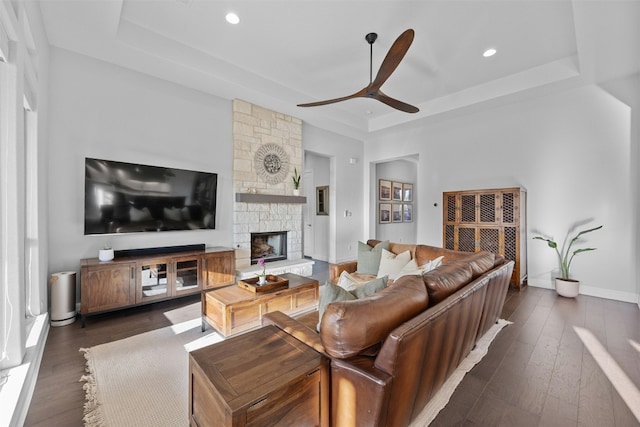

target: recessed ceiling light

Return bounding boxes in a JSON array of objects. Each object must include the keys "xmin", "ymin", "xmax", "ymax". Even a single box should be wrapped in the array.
[
  {"xmin": 483, "ymin": 48, "xmax": 497, "ymax": 58},
  {"xmin": 225, "ymin": 12, "xmax": 240, "ymax": 25}
]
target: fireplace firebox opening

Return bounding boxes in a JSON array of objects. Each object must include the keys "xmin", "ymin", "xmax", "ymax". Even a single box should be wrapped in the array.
[{"xmin": 251, "ymin": 231, "xmax": 287, "ymax": 264}]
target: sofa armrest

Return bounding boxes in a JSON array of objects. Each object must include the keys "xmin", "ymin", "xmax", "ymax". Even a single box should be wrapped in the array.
[
  {"xmin": 330, "ymin": 357, "xmax": 392, "ymax": 426},
  {"xmin": 329, "ymin": 260, "xmax": 357, "ymax": 284},
  {"xmin": 262, "ymin": 311, "xmax": 327, "ymax": 355}
]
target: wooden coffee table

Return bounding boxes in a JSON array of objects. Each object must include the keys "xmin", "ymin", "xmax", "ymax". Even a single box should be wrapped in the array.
[
  {"xmin": 189, "ymin": 325, "xmax": 329, "ymax": 426},
  {"xmin": 202, "ymin": 273, "xmax": 319, "ymax": 337}
]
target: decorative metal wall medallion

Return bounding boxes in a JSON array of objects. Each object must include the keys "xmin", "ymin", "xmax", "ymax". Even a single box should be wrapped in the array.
[{"xmin": 254, "ymin": 143, "xmax": 290, "ymax": 184}]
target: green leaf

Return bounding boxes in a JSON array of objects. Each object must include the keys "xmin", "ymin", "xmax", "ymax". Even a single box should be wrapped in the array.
[{"xmin": 573, "ymin": 248, "xmax": 596, "ymax": 255}]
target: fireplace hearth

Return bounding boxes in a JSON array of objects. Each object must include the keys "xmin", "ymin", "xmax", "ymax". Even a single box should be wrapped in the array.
[{"xmin": 251, "ymin": 231, "xmax": 287, "ymax": 264}]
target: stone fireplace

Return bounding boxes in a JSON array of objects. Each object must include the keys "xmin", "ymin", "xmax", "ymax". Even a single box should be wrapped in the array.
[
  {"xmin": 232, "ymin": 100, "xmax": 312, "ymax": 278},
  {"xmin": 251, "ymin": 231, "xmax": 287, "ymax": 264}
]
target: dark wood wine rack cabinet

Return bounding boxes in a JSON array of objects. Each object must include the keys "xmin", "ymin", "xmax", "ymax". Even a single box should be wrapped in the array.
[{"xmin": 443, "ymin": 187, "xmax": 527, "ymax": 289}]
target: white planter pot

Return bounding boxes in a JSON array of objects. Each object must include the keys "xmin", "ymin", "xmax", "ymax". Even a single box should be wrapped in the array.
[
  {"xmin": 293, "ymin": 189, "xmax": 300, "ymax": 196},
  {"xmin": 555, "ymin": 277, "xmax": 579, "ymax": 298},
  {"xmin": 99, "ymin": 249, "xmax": 114, "ymax": 262},
  {"xmin": 257, "ymin": 275, "xmax": 267, "ymax": 285}
]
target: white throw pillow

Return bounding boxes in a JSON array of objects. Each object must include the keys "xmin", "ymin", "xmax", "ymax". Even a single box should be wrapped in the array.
[
  {"xmin": 397, "ymin": 259, "xmax": 422, "ymax": 277},
  {"xmin": 377, "ymin": 249, "xmax": 412, "ymax": 281},
  {"xmin": 424, "ymin": 255, "xmax": 445, "ymax": 271},
  {"xmin": 397, "ymin": 256, "xmax": 445, "ymax": 279}
]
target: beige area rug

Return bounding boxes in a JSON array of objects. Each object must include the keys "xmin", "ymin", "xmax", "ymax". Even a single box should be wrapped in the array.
[
  {"xmin": 80, "ymin": 318, "xmax": 223, "ymax": 427},
  {"xmin": 80, "ymin": 318, "xmax": 511, "ymax": 427}
]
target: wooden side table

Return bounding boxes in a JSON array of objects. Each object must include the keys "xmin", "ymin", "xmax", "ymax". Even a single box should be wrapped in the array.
[
  {"xmin": 202, "ymin": 273, "xmax": 319, "ymax": 337},
  {"xmin": 189, "ymin": 325, "xmax": 329, "ymax": 427}
]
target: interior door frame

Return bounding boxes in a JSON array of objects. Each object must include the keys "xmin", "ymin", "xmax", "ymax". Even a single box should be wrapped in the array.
[{"xmin": 303, "ymin": 169, "xmax": 314, "ymax": 257}]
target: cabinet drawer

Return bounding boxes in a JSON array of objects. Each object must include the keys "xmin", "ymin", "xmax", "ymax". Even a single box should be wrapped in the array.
[
  {"xmin": 230, "ymin": 302, "xmax": 261, "ymax": 335},
  {"xmin": 263, "ymin": 294, "xmax": 293, "ymax": 314},
  {"xmin": 293, "ymin": 287, "xmax": 318, "ymax": 311},
  {"xmin": 245, "ymin": 367, "xmax": 322, "ymax": 427}
]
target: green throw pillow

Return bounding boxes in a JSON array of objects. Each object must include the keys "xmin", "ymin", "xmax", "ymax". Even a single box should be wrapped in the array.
[
  {"xmin": 351, "ymin": 275, "xmax": 388, "ymax": 299},
  {"xmin": 356, "ymin": 240, "xmax": 390, "ymax": 275},
  {"xmin": 317, "ymin": 275, "xmax": 388, "ymax": 331}
]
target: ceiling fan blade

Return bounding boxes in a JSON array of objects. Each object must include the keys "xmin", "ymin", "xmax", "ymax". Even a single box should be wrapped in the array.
[
  {"xmin": 297, "ymin": 87, "xmax": 367, "ymax": 108},
  {"xmin": 370, "ymin": 29, "xmax": 414, "ymax": 91},
  {"xmin": 373, "ymin": 91, "xmax": 419, "ymax": 113}
]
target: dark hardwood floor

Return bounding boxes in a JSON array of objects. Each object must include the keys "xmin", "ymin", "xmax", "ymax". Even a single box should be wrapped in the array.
[
  {"xmin": 432, "ymin": 286, "xmax": 640, "ymax": 427},
  {"xmin": 25, "ymin": 263, "xmax": 639, "ymax": 427}
]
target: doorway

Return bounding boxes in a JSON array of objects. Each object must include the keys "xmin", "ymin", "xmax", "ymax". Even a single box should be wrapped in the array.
[{"xmin": 303, "ymin": 152, "xmax": 330, "ymax": 261}]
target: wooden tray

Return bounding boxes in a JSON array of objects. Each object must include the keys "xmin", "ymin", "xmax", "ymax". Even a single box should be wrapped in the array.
[{"xmin": 238, "ymin": 275, "xmax": 289, "ymax": 294}]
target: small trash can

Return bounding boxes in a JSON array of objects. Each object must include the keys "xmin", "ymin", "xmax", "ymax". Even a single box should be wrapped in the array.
[{"xmin": 50, "ymin": 271, "xmax": 77, "ymax": 327}]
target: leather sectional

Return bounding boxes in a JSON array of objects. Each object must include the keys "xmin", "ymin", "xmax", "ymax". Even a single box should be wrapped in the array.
[{"xmin": 263, "ymin": 241, "xmax": 513, "ymax": 426}]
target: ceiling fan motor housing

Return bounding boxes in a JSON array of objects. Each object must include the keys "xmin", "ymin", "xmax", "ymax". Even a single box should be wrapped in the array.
[{"xmin": 365, "ymin": 33, "xmax": 378, "ymax": 44}]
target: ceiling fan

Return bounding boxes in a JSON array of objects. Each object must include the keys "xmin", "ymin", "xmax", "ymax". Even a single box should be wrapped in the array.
[{"xmin": 297, "ymin": 29, "xmax": 419, "ymax": 114}]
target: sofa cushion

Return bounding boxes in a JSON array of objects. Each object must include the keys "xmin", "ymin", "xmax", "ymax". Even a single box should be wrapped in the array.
[
  {"xmin": 320, "ymin": 275, "xmax": 429, "ymax": 359},
  {"xmin": 414, "ymin": 244, "xmax": 470, "ymax": 266},
  {"xmin": 377, "ymin": 249, "xmax": 411, "ymax": 280},
  {"xmin": 317, "ymin": 282, "xmax": 356, "ymax": 330},
  {"xmin": 319, "ymin": 276, "xmax": 388, "ymax": 330},
  {"xmin": 357, "ymin": 240, "xmax": 390, "ymax": 275},
  {"xmin": 465, "ymin": 251, "xmax": 496, "ymax": 278},
  {"xmin": 422, "ymin": 262, "xmax": 473, "ymax": 306}
]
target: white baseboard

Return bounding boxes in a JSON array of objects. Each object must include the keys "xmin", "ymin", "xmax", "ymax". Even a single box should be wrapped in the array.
[{"xmin": 528, "ymin": 279, "xmax": 639, "ymax": 305}]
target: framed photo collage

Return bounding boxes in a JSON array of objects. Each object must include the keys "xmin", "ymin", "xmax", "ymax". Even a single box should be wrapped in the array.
[{"xmin": 378, "ymin": 179, "xmax": 413, "ymax": 224}]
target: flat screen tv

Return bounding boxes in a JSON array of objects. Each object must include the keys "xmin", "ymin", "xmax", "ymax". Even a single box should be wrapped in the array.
[{"xmin": 84, "ymin": 158, "xmax": 218, "ymax": 235}]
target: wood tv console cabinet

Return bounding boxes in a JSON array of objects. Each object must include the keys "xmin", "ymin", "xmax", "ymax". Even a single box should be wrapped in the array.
[{"xmin": 80, "ymin": 246, "xmax": 235, "ymax": 326}]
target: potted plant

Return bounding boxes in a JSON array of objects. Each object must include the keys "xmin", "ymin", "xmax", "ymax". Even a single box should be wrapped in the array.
[
  {"xmin": 292, "ymin": 167, "xmax": 301, "ymax": 196},
  {"xmin": 533, "ymin": 224, "xmax": 602, "ymax": 297}
]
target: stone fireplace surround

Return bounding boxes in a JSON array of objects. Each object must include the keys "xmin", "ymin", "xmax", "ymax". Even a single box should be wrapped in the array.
[{"xmin": 232, "ymin": 100, "xmax": 313, "ymax": 278}]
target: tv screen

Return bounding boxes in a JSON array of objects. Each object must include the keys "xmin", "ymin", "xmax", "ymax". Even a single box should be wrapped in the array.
[{"xmin": 84, "ymin": 158, "xmax": 218, "ymax": 235}]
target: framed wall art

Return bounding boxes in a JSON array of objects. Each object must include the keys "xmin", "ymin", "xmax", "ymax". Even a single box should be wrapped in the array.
[
  {"xmin": 392, "ymin": 182, "xmax": 403, "ymax": 201},
  {"xmin": 403, "ymin": 183, "xmax": 413, "ymax": 202},
  {"xmin": 403, "ymin": 204, "xmax": 413, "ymax": 222},
  {"xmin": 379, "ymin": 179, "xmax": 391, "ymax": 201},
  {"xmin": 316, "ymin": 186, "xmax": 329, "ymax": 215},
  {"xmin": 392, "ymin": 204, "xmax": 403, "ymax": 222},
  {"xmin": 379, "ymin": 203, "xmax": 391, "ymax": 224}
]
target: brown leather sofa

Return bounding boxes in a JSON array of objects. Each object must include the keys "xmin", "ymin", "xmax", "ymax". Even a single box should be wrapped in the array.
[{"xmin": 263, "ymin": 241, "xmax": 513, "ymax": 427}]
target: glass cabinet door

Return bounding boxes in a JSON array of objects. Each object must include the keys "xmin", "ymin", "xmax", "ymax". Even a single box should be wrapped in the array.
[
  {"xmin": 174, "ymin": 257, "xmax": 200, "ymax": 295},
  {"xmin": 137, "ymin": 259, "xmax": 170, "ymax": 302}
]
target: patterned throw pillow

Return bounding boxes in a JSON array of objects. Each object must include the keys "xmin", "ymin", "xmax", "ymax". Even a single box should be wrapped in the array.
[{"xmin": 337, "ymin": 271, "xmax": 369, "ymax": 291}]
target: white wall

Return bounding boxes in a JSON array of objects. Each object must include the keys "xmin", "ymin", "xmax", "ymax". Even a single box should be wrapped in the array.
[
  {"xmin": 302, "ymin": 124, "xmax": 364, "ymax": 263},
  {"xmin": 47, "ymin": 48, "xmax": 234, "ymax": 290},
  {"xmin": 365, "ymin": 83, "xmax": 638, "ymax": 302}
]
